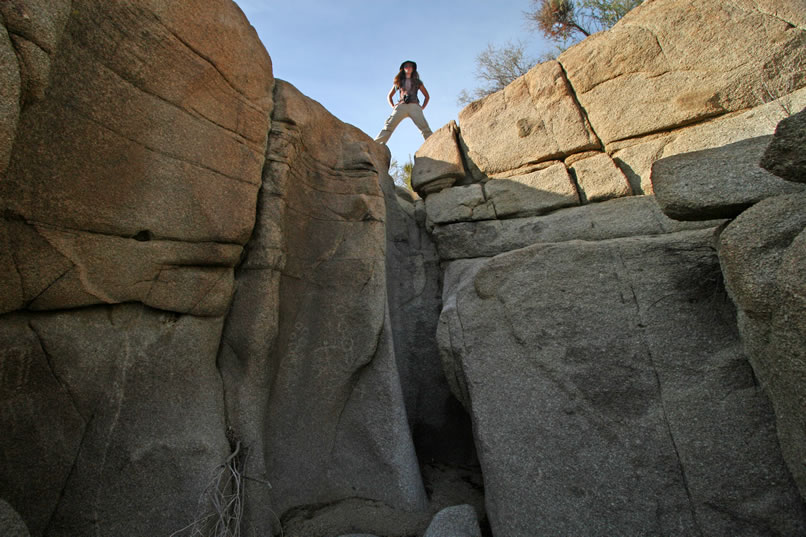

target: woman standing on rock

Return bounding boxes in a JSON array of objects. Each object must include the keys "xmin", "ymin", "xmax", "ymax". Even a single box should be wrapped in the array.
[{"xmin": 374, "ymin": 60, "xmax": 433, "ymax": 144}]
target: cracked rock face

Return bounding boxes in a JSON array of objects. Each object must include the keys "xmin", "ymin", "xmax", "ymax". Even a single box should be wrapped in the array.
[
  {"xmin": 442, "ymin": 0, "xmax": 806, "ymax": 199},
  {"xmin": 382, "ymin": 167, "xmax": 475, "ymax": 468},
  {"xmin": 0, "ymin": 0, "xmax": 73, "ymax": 176},
  {"xmin": 438, "ymin": 228, "xmax": 806, "ymax": 536},
  {"xmin": 412, "ymin": 120, "xmax": 465, "ymax": 195},
  {"xmin": 0, "ymin": 0, "xmax": 274, "ymax": 317},
  {"xmin": 458, "ymin": 60, "xmax": 600, "ymax": 178},
  {"xmin": 0, "ymin": 1, "xmax": 434, "ymax": 533},
  {"xmin": 429, "ymin": 195, "xmax": 722, "ymax": 261},
  {"xmin": 0, "ymin": 1, "xmax": 271, "ymax": 535},
  {"xmin": 0, "ymin": 305, "xmax": 230, "ymax": 537},
  {"xmin": 647, "ymin": 109, "xmax": 806, "ymax": 501},
  {"xmin": 218, "ymin": 80, "xmax": 427, "ymax": 525},
  {"xmin": 559, "ymin": 0, "xmax": 806, "ymax": 145}
]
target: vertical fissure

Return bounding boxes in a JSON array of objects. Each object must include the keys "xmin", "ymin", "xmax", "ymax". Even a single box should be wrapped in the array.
[
  {"xmin": 612, "ymin": 248, "xmax": 705, "ymax": 536},
  {"xmin": 556, "ymin": 60, "xmax": 605, "ymax": 152}
]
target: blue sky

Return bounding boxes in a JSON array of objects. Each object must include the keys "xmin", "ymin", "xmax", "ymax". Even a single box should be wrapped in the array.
[{"xmin": 232, "ymin": 0, "xmax": 555, "ymax": 168}]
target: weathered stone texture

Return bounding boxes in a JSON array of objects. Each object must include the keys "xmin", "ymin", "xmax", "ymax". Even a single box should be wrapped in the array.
[
  {"xmin": 0, "ymin": 305, "xmax": 229, "ymax": 537},
  {"xmin": 0, "ymin": 22, "xmax": 21, "ymax": 177},
  {"xmin": 718, "ymin": 192, "xmax": 806, "ymax": 497},
  {"xmin": 612, "ymin": 87, "xmax": 806, "ymax": 194},
  {"xmin": 0, "ymin": 219, "xmax": 242, "ymax": 316},
  {"xmin": 3, "ymin": 2, "xmax": 806, "ymax": 537},
  {"xmin": 458, "ymin": 61, "xmax": 599, "ymax": 177},
  {"xmin": 0, "ymin": 0, "xmax": 72, "ymax": 175},
  {"xmin": 451, "ymin": 2, "xmax": 806, "ymax": 197},
  {"xmin": 438, "ymin": 229, "xmax": 806, "ymax": 536},
  {"xmin": 431, "ymin": 195, "xmax": 723, "ymax": 261},
  {"xmin": 0, "ymin": 2, "xmax": 273, "ymax": 535},
  {"xmin": 772, "ymin": 228, "xmax": 806, "ymax": 499},
  {"xmin": 567, "ymin": 152, "xmax": 632, "ymax": 203},
  {"xmin": 412, "ymin": 120, "xmax": 465, "ymax": 195},
  {"xmin": 219, "ymin": 81, "xmax": 427, "ymax": 524},
  {"xmin": 425, "ymin": 185, "xmax": 496, "ymax": 226},
  {"xmin": 1, "ymin": 0, "xmax": 272, "ymax": 240},
  {"xmin": 0, "ymin": 1, "xmax": 73, "ymax": 54},
  {"xmin": 425, "ymin": 164, "xmax": 581, "ymax": 226},
  {"xmin": 652, "ymin": 136, "xmax": 804, "ymax": 220},
  {"xmin": 0, "ymin": 0, "xmax": 274, "ymax": 317},
  {"xmin": 484, "ymin": 163, "xmax": 580, "ymax": 217},
  {"xmin": 559, "ymin": 0, "xmax": 806, "ymax": 144}
]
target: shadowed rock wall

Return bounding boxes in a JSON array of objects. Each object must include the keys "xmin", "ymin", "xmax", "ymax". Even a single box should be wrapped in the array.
[
  {"xmin": 218, "ymin": 80, "xmax": 427, "ymax": 530},
  {"xmin": 0, "ymin": 1, "xmax": 274, "ymax": 535},
  {"xmin": 413, "ymin": 0, "xmax": 806, "ymax": 535},
  {"xmin": 1, "ymin": 3, "xmax": 438, "ymax": 536}
]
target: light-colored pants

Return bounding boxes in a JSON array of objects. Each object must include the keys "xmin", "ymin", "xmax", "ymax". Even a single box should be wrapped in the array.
[{"xmin": 375, "ymin": 103, "xmax": 433, "ymax": 144}]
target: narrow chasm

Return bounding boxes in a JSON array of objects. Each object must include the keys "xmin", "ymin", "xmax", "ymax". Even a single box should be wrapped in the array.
[{"xmin": 381, "ymin": 167, "xmax": 491, "ymax": 536}]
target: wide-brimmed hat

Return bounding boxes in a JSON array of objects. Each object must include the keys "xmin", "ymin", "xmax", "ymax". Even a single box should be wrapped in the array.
[{"xmin": 399, "ymin": 60, "xmax": 417, "ymax": 70}]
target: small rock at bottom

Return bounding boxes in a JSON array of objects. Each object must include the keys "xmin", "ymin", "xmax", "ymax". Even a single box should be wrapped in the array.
[
  {"xmin": 424, "ymin": 504, "xmax": 482, "ymax": 537},
  {"xmin": 0, "ymin": 499, "xmax": 30, "ymax": 537}
]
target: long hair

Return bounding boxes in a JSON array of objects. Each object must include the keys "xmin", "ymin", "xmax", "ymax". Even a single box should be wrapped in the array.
[{"xmin": 394, "ymin": 67, "xmax": 420, "ymax": 89}]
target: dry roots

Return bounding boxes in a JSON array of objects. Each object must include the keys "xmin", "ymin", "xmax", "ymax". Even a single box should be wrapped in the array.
[{"xmin": 170, "ymin": 438, "xmax": 248, "ymax": 537}]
